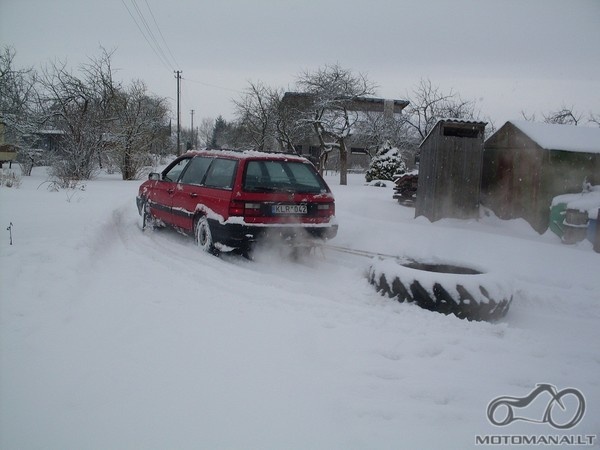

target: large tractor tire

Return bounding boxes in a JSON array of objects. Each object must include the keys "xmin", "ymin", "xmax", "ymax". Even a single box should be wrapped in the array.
[{"xmin": 368, "ymin": 258, "xmax": 513, "ymax": 321}]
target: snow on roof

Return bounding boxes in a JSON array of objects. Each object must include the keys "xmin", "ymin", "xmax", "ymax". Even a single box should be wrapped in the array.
[
  {"xmin": 184, "ymin": 149, "xmax": 310, "ymax": 162},
  {"xmin": 509, "ymin": 120, "xmax": 600, "ymax": 154}
]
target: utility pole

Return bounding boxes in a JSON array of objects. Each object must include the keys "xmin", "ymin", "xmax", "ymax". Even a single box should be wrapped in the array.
[
  {"xmin": 190, "ymin": 109, "xmax": 195, "ymax": 149},
  {"xmin": 175, "ymin": 70, "xmax": 182, "ymax": 155}
]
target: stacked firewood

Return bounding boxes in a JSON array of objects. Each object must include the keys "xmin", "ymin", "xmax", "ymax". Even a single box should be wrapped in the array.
[{"xmin": 393, "ymin": 172, "xmax": 418, "ymax": 206}]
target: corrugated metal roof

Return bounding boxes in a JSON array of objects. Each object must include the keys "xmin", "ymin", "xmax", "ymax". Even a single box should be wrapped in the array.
[
  {"xmin": 437, "ymin": 118, "xmax": 488, "ymax": 125},
  {"xmin": 419, "ymin": 118, "xmax": 487, "ymax": 147}
]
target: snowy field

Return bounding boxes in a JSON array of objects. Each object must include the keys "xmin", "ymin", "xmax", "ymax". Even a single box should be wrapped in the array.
[{"xmin": 1, "ymin": 166, "xmax": 599, "ymax": 449}]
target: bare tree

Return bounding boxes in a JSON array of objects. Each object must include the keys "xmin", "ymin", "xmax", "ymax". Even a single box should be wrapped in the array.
[
  {"xmin": 543, "ymin": 105, "xmax": 582, "ymax": 125},
  {"xmin": 524, "ymin": 105, "xmax": 599, "ymax": 128},
  {"xmin": 233, "ymin": 80, "xmax": 311, "ymax": 153},
  {"xmin": 34, "ymin": 48, "xmax": 170, "ymax": 182},
  {"xmin": 0, "ymin": 47, "xmax": 37, "ymax": 123},
  {"xmin": 197, "ymin": 117, "xmax": 214, "ymax": 148},
  {"xmin": 354, "ymin": 111, "xmax": 417, "ymax": 158},
  {"xmin": 520, "ymin": 110, "xmax": 536, "ymax": 122},
  {"xmin": 296, "ymin": 64, "xmax": 377, "ymax": 185},
  {"xmin": 270, "ymin": 93, "xmax": 310, "ymax": 153},
  {"xmin": 37, "ymin": 49, "xmax": 120, "ymax": 182},
  {"xmin": 404, "ymin": 78, "xmax": 479, "ymax": 141},
  {"xmin": 233, "ymin": 80, "xmax": 281, "ymax": 151},
  {"xmin": 110, "ymin": 80, "xmax": 170, "ymax": 180},
  {"xmin": 0, "ymin": 46, "xmax": 40, "ymax": 173}
]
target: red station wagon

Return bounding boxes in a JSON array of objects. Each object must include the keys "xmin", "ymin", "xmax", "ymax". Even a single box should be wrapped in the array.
[{"xmin": 136, "ymin": 150, "xmax": 338, "ymax": 254}]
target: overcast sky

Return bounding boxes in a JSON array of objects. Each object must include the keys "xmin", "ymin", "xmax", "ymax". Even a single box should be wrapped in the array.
[{"xmin": 2, "ymin": 0, "xmax": 599, "ymax": 128}]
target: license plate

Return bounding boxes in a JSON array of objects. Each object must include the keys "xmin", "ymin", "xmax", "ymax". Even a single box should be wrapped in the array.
[{"xmin": 272, "ymin": 204, "xmax": 307, "ymax": 214}]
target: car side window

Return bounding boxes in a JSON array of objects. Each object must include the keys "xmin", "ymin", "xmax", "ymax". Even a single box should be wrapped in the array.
[
  {"xmin": 203, "ymin": 158, "xmax": 237, "ymax": 189},
  {"xmin": 163, "ymin": 158, "xmax": 191, "ymax": 182},
  {"xmin": 180, "ymin": 156, "xmax": 212, "ymax": 185}
]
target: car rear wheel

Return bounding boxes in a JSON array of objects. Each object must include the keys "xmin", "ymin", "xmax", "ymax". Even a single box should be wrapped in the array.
[
  {"xmin": 195, "ymin": 216, "xmax": 217, "ymax": 254},
  {"xmin": 141, "ymin": 201, "xmax": 156, "ymax": 231}
]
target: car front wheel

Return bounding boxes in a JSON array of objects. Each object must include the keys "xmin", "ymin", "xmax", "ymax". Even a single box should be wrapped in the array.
[
  {"xmin": 195, "ymin": 216, "xmax": 217, "ymax": 254},
  {"xmin": 141, "ymin": 201, "xmax": 156, "ymax": 231}
]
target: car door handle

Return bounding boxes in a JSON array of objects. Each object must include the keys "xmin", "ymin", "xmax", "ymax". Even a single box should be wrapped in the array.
[
  {"xmin": 167, "ymin": 188, "xmax": 174, "ymax": 194},
  {"xmin": 189, "ymin": 193, "xmax": 198, "ymax": 198}
]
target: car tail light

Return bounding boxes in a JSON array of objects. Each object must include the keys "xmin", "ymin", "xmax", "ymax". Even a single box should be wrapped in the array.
[
  {"xmin": 229, "ymin": 200, "xmax": 245, "ymax": 216},
  {"xmin": 316, "ymin": 202, "xmax": 335, "ymax": 217},
  {"xmin": 229, "ymin": 201, "xmax": 262, "ymax": 217}
]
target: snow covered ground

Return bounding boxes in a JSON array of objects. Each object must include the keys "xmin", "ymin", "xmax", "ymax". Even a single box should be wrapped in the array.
[{"xmin": 1, "ymin": 166, "xmax": 599, "ymax": 449}]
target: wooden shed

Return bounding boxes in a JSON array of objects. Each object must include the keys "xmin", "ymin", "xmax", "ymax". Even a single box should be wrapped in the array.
[
  {"xmin": 481, "ymin": 121, "xmax": 600, "ymax": 233},
  {"xmin": 415, "ymin": 119, "xmax": 487, "ymax": 222}
]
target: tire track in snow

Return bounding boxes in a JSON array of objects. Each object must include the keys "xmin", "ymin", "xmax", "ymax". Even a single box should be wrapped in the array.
[{"xmin": 88, "ymin": 202, "xmax": 398, "ymax": 327}]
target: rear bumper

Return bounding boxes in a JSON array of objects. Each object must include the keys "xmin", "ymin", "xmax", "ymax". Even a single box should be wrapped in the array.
[{"xmin": 209, "ymin": 219, "xmax": 338, "ymax": 248}]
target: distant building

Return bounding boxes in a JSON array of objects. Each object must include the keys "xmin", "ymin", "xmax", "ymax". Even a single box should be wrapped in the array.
[
  {"xmin": 481, "ymin": 120, "xmax": 600, "ymax": 232},
  {"xmin": 27, "ymin": 129, "xmax": 65, "ymax": 153},
  {"xmin": 281, "ymin": 92, "xmax": 409, "ymax": 171},
  {"xmin": 0, "ymin": 117, "xmax": 66, "ymax": 168},
  {"xmin": 0, "ymin": 120, "xmax": 18, "ymax": 167}
]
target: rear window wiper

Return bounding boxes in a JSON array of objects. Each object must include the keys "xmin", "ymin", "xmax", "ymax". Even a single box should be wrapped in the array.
[{"xmin": 244, "ymin": 186, "xmax": 281, "ymax": 192}]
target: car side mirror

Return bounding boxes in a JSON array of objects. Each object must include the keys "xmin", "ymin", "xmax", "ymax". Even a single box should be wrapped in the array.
[{"xmin": 148, "ymin": 172, "xmax": 161, "ymax": 181}]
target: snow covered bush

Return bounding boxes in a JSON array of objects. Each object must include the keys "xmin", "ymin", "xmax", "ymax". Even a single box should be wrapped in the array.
[
  {"xmin": 365, "ymin": 142, "xmax": 407, "ymax": 182},
  {"xmin": 0, "ymin": 170, "xmax": 21, "ymax": 188},
  {"xmin": 38, "ymin": 176, "xmax": 86, "ymax": 193}
]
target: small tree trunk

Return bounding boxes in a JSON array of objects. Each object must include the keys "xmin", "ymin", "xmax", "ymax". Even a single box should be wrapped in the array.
[
  {"xmin": 339, "ymin": 139, "xmax": 348, "ymax": 185},
  {"xmin": 319, "ymin": 151, "xmax": 328, "ymax": 176},
  {"xmin": 312, "ymin": 122, "xmax": 327, "ymax": 175},
  {"xmin": 20, "ymin": 154, "xmax": 35, "ymax": 176},
  {"xmin": 122, "ymin": 146, "xmax": 133, "ymax": 180}
]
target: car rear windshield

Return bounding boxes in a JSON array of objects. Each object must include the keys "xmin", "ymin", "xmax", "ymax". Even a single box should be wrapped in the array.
[{"xmin": 243, "ymin": 160, "xmax": 328, "ymax": 194}]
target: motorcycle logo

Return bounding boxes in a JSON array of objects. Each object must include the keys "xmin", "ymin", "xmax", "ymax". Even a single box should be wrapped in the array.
[{"xmin": 487, "ymin": 383, "xmax": 585, "ymax": 430}]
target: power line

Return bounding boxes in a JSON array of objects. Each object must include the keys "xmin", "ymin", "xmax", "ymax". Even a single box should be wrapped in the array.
[
  {"xmin": 130, "ymin": 0, "xmax": 174, "ymax": 70},
  {"xmin": 182, "ymin": 76, "xmax": 243, "ymax": 94},
  {"xmin": 121, "ymin": 0, "xmax": 171, "ymax": 72},
  {"xmin": 120, "ymin": 0, "xmax": 177, "ymax": 72},
  {"xmin": 121, "ymin": 0, "xmax": 241, "ymax": 119},
  {"xmin": 143, "ymin": 0, "xmax": 180, "ymax": 69}
]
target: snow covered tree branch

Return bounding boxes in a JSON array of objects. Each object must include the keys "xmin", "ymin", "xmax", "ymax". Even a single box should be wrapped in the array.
[
  {"xmin": 404, "ymin": 78, "xmax": 479, "ymax": 141},
  {"xmin": 295, "ymin": 63, "xmax": 377, "ymax": 185}
]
